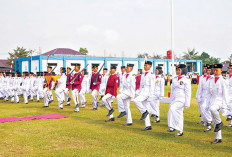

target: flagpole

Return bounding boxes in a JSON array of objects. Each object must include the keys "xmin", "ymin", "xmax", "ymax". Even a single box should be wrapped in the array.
[{"xmin": 170, "ymin": 0, "xmax": 175, "ymax": 75}]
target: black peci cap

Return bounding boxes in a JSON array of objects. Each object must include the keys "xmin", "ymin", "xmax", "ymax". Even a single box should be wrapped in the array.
[
  {"xmin": 92, "ymin": 64, "xmax": 99, "ymax": 68},
  {"xmin": 121, "ymin": 66, "xmax": 126, "ymax": 69},
  {"xmin": 103, "ymin": 68, "xmax": 108, "ymax": 71},
  {"xmin": 111, "ymin": 66, "xmax": 117, "ymax": 70},
  {"xmin": 207, "ymin": 64, "xmax": 213, "ymax": 69},
  {"xmin": 213, "ymin": 64, "xmax": 223, "ymax": 69},
  {"xmin": 176, "ymin": 64, "xmax": 186, "ymax": 69},
  {"xmin": 145, "ymin": 61, "xmax": 152, "ymax": 65},
  {"xmin": 126, "ymin": 63, "xmax": 134, "ymax": 67}
]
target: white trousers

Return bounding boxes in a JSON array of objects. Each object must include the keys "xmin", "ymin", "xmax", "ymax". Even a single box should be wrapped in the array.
[
  {"xmin": 200, "ymin": 99, "xmax": 212, "ymax": 124},
  {"xmin": 55, "ymin": 88, "xmax": 65, "ymax": 108},
  {"xmin": 91, "ymin": 89, "xmax": 99, "ymax": 108},
  {"xmin": 133, "ymin": 95, "xmax": 151, "ymax": 127},
  {"xmin": 149, "ymin": 99, "xmax": 160, "ymax": 118},
  {"xmin": 102, "ymin": 93, "xmax": 115, "ymax": 118},
  {"xmin": 210, "ymin": 104, "xmax": 222, "ymax": 139},
  {"xmin": 43, "ymin": 88, "xmax": 52, "ymax": 106},
  {"xmin": 117, "ymin": 93, "xmax": 132, "ymax": 123},
  {"xmin": 72, "ymin": 89, "xmax": 80, "ymax": 105},
  {"xmin": 22, "ymin": 89, "xmax": 28, "ymax": 104},
  {"xmin": 79, "ymin": 89, "xmax": 86, "ymax": 105},
  {"xmin": 167, "ymin": 101, "xmax": 184, "ymax": 132},
  {"xmin": 99, "ymin": 84, "xmax": 106, "ymax": 96},
  {"xmin": 64, "ymin": 88, "xmax": 71, "ymax": 104}
]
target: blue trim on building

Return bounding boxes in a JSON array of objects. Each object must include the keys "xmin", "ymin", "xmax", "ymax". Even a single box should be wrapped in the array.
[
  {"xmin": 15, "ymin": 56, "xmax": 202, "ymax": 74},
  {"xmin": 167, "ymin": 60, "xmax": 170, "ymax": 74},
  {"xmin": 153, "ymin": 60, "xmax": 156, "ymax": 73}
]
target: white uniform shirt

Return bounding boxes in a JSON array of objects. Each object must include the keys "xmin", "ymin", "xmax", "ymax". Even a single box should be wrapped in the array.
[
  {"xmin": 120, "ymin": 72, "xmax": 136, "ymax": 98},
  {"xmin": 81, "ymin": 75, "xmax": 90, "ymax": 93},
  {"xmin": 138, "ymin": 71, "xmax": 155, "ymax": 98},
  {"xmin": 170, "ymin": 75, "xmax": 191, "ymax": 108},
  {"xmin": 21, "ymin": 77, "xmax": 30, "ymax": 91},
  {"xmin": 153, "ymin": 75, "xmax": 165, "ymax": 99},
  {"xmin": 57, "ymin": 73, "xmax": 67, "ymax": 90},
  {"xmin": 206, "ymin": 75, "xmax": 228, "ymax": 115}
]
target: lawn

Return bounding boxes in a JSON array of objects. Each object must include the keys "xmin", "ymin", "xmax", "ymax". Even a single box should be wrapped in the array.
[{"xmin": 0, "ymin": 84, "xmax": 231, "ymax": 157}]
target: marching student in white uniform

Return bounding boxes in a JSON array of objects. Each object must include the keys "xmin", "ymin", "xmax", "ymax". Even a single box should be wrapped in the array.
[
  {"xmin": 133, "ymin": 60, "xmax": 155, "ymax": 131},
  {"xmin": 0, "ymin": 71, "xmax": 5, "ymax": 99},
  {"xmin": 150, "ymin": 66, "xmax": 164, "ymax": 123},
  {"xmin": 35, "ymin": 72, "xmax": 45, "ymax": 102},
  {"xmin": 206, "ymin": 64, "xmax": 228, "ymax": 144},
  {"xmin": 79, "ymin": 69, "xmax": 89, "ymax": 108},
  {"xmin": 20, "ymin": 72, "xmax": 30, "ymax": 104},
  {"xmin": 99, "ymin": 68, "xmax": 108, "ymax": 101},
  {"xmin": 226, "ymin": 63, "xmax": 232, "ymax": 127},
  {"xmin": 196, "ymin": 65, "xmax": 214, "ymax": 132},
  {"xmin": 3, "ymin": 72, "xmax": 11, "ymax": 101},
  {"xmin": 8, "ymin": 73, "xmax": 15, "ymax": 103},
  {"xmin": 55, "ymin": 67, "xmax": 67, "ymax": 109},
  {"xmin": 167, "ymin": 64, "xmax": 191, "ymax": 137},
  {"xmin": 28, "ymin": 72, "xmax": 35, "ymax": 101},
  {"xmin": 196, "ymin": 64, "xmax": 208, "ymax": 124},
  {"xmin": 119, "ymin": 66, "xmax": 126, "ymax": 89},
  {"xmin": 12, "ymin": 72, "xmax": 22, "ymax": 103},
  {"xmin": 117, "ymin": 63, "xmax": 136, "ymax": 126},
  {"xmin": 43, "ymin": 67, "xmax": 54, "ymax": 107}
]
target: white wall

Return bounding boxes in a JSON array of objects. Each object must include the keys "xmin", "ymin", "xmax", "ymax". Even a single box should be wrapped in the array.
[
  {"xmin": 31, "ymin": 60, "xmax": 39, "ymax": 73},
  {"xmin": 66, "ymin": 60, "xmax": 85, "ymax": 71},
  {"xmin": 22, "ymin": 61, "xmax": 28, "ymax": 72},
  {"xmin": 197, "ymin": 62, "xmax": 201, "ymax": 73},
  {"xmin": 42, "ymin": 60, "xmax": 63, "ymax": 74},
  {"xmin": 168, "ymin": 62, "xmax": 176, "ymax": 75},
  {"xmin": 124, "ymin": 61, "xmax": 138, "ymax": 75}
]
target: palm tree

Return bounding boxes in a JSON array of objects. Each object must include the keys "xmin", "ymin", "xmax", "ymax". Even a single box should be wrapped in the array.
[{"xmin": 182, "ymin": 48, "xmax": 199, "ymax": 60}]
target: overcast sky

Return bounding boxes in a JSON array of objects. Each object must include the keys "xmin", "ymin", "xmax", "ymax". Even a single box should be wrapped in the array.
[{"xmin": 0, "ymin": 0, "xmax": 232, "ymax": 60}]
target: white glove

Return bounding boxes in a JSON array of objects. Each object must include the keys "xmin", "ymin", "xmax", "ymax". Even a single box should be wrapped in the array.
[{"xmin": 93, "ymin": 82, "xmax": 96, "ymax": 85}]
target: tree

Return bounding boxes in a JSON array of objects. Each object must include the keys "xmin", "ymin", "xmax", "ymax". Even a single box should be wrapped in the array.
[
  {"xmin": 151, "ymin": 54, "xmax": 162, "ymax": 59},
  {"xmin": 182, "ymin": 48, "xmax": 199, "ymax": 60},
  {"xmin": 137, "ymin": 53, "xmax": 151, "ymax": 58},
  {"xmin": 7, "ymin": 47, "xmax": 31, "ymax": 71},
  {"xmin": 79, "ymin": 47, "xmax": 88, "ymax": 54}
]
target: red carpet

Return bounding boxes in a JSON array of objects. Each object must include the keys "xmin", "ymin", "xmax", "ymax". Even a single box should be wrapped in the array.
[{"xmin": 0, "ymin": 113, "xmax": 67, "ymax": 123}]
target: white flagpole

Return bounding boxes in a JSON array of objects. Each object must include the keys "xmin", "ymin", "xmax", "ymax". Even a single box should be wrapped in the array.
[{"xmin": 170, "ymin": 0, "xmax": 175, "ymax": 75}]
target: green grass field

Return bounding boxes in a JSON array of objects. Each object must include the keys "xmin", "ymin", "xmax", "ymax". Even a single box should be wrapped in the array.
[{"xmin": 0, "ymin": 84, "xmax": 231, "ymax": 157}]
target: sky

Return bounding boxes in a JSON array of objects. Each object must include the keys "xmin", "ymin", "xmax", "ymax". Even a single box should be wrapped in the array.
[{"xmin": 0, "ymin": 0, "xmax": 232, "ymax": 61}]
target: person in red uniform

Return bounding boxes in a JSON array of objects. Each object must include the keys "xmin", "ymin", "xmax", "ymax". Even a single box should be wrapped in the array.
[
  {"xmin": 135, "ymin": 69, "xmax": 142, "ymax": 97},
  {"xmin": 64, "ymin": 67, "xmax": 72, "ymax": 106},
  {"xmin": 102, "ymin": 65, "xmax": 119, "ymax": 122},
  {"xmin": 71, "ymin": 64, "xmax": 83, "ymax": 112},
  {"xmin": 90, "ymin": 64, "xmax": 102, "ymax": 110},
  {"xmin": 43, "ymin": 66, "xmax": 54, "ymax": 107}
]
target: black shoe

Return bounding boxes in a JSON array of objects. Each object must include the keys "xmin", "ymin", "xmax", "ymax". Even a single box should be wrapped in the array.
[
  {"xmin": 74, "ymin": 110, "xmax": 79, "ymax": 113},
  {"xmin": 124, "ymin": 123, "xmax": 132, "ymax": 126},
  {"xmin": 16, "ymin": 102, "xmax": 19, "ymax": 103},
  {"xmin": 65, "ymin": 104, "xmax": 71, "ymax": 106},
  {"xmin": 48, "ymin": 100, "xmax": 53, "ymax": 104},
  {"xmin": 93, "ymin": 108, "xmax": 97, "ymax": 110},
  {"xmin": 59, "ymin": 107, "xmax": 63, "ymax": 110},
  {"xmin": 67, "ymin": 98, "xmax": 71, "ymax": 102},
  {"xmin": 25, "ymin": 103, "xmax": 28, "ymax": 104},
  {"xmin": 204, "ymin": 128, "xmax": 212, "ymax": 132},
  {"xmin": 99, "ymin": 96, "xmax": 103, "ymax": 101},
  {"xmin": 211, "ymin": 139, "xmax": 222, "ymax": 144},
  {"xmin": 107, "ymin": 108, "xmax": 115, "ymax": 116},
  {"xmin": 142, "ymin": 126, "xmax": 152, "ymax": 131},
  {"xmin": 105, "ymin": 117, "xmax": 115, "ymax": 122},
  {"xmin": 43, "ymin": 106, "xmax": 49, "ymax": 108},
  {"xmin": 226, "ymin": 116, "xmax": 232, "ymax": 121},
  {"xmin": 197, "ymin": 121, "xmax": 204, "ymax": 124},
  {"xmin": 117, "ymin": 111, "xmax": 126, "ymax": 118},
  {"xmin": 30, "ymin": 99, "xmax": 33, "ymax": 101},
  {"xmin": 36, "ymin": 100, "xmax": 39, "ymax": 102},
  {"xmin": 174, "ymin": 132, "xmax": 183, "ymax": 137},
  {"xmin": 151, "ymin": 114, "xmax": 156, "ymax": 118},
  {"xmin": 140, "ymin": 110, "xmax": 149, "ymax": 120},
  {"xmin": 167, "ymin": 128, "xmax": 175, "ymax": 132},
  {"xmin": 214, "ymin": 122, "xmax": 223, "ymax": 132},
  {"xmin": 152, "ymin": 120, "xmax": 160, "ymax": 123}
]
